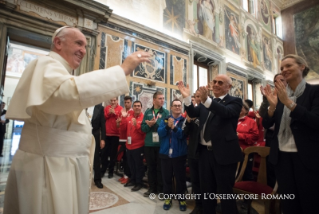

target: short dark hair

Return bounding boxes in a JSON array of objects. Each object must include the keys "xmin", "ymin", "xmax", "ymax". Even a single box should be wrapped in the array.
[
  {"xmin": 1, "ymin": 102, "xmax": 5, "ymax": 105},
  {"xmin": 153, "ymin": 91, "xmax": 163, "ymax": 99},
  {"xmin": 171, "ymin": 99, "xmax": 182, "ymax": 106},
  {"xmin": 273, "ymin": 73, "xmax": 284, "ymax": 83},
  {"xmin": 244, "ymin": 99, "xmax": 253, "ymax": 108},
  {"xmin": 242, "ymin": 101, "xmax": 250, "ymax": 113},
  {"xmin": 133, "ymin": 100, "xmax": 142, "ymax": 107},
  {"xmin": 124, "ymin": 96, "xmax": 132, "ymax": 101}
]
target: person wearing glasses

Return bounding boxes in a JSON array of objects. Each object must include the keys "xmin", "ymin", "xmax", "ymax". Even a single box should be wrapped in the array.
[
  {"xmin": 178, "ymin": 74, "xmax": 242, "ymax": 214},
  {"xmin": 158, "ymin": 99, "xmax": 188, "ymax": 211},
  {"xmin": 3, "ymin": 26, "xmax": 151, "ymax": 214},
  {"xmin": 262, "ymin": 55, "xmax": 319, "ymax": 214}
]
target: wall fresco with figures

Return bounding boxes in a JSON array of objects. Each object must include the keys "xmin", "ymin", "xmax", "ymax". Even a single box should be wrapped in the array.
[
  {"xmin": 183, "ymin": 0, "xmax": 283, "ymax": 73},
  {"xmin": 98, "ymin": 0, "xmax": 283, "ymax": 76},
  {"xmin": 227, "ymin": 70, "xmax": 247, "ymax": 100},
  {"xmin": 94, "ymin": 0, "xmax": 284, "ymax": 104},
  {"xmin": 94, "ymin": 25, "xmax": 188, "ymax": 111}
]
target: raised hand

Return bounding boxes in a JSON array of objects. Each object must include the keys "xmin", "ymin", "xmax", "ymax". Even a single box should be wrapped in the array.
[
  {"xmin": 198, "ymin": 86, "xmax": 208, "ymax": 103},
  {"xmin": 131, "ymin": 118, "xmax": 137, "ymax": 126},
  {"xmin": 109, "ymin": 108, "xmax": 115, "ymax": 114},
  {"xmin": 260, "ymin": 85, "xmax": 266, "ymax": 96},
  {"xmin": 207, "ymin": 81, "xmax": 214, "ymax": 91},
  {"xmin": 263, "ymin": 84, "xmax": 278, "ymax": 108},
  {"xmin": 121, "ymin": 110, "xmax": 128, "ymax": 118},
  {"xmin": 146, "ymin": 118, "xmax": 156, "ymax": 127},
  {"xmin": 186, "ymin": 115, "xmax": 192, "ymax": 123},
  {"xmin": 275, "ymin": 80, "xmax": 290, "ymax": 106},
  {"xmin": 177, "ymin": 81, "xmax": 190, "ymax": 98},
  {"xmin": 120, "ymin": 51, "xmax": 151, "ymax": 76},
  {"xmin": 168, "ymin": 118, "xmax": 174, "ymax": 129}
]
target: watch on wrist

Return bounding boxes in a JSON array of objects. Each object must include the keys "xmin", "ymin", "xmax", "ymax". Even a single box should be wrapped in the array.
[{"xmin": 289, "ymin": 102, "xmax": 296, "ymax": 109}]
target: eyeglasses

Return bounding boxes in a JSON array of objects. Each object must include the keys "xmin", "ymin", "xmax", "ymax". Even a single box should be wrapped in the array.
[
  {"xmin": 172, "ymin": 105, "xmax": 182, "ymax": 108},
  {"xmin": 212, "ymin": 80, "xmax": 224, "ymax": 86}
]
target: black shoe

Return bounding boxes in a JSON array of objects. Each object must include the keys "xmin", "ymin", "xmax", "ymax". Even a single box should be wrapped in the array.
[
  {"xmin": 0, "ymin": 154, "xmax": 3, "ymax": 157},
  {"xmin": 131, "ymin": 184, "xmax": 143, "ymax": 192},
  {"xmin": 95, "ymin": 182, "xmax": 103, "ymax": 189},
  {"xmin": 190, "ymin": 206, "xmax": 202, "ymax": 214},
  {"xmin": 124, "ymin": 181, "xmax": 136, "ymax": 187},
  {"xmin": 108, "ymin": 173, "xmax": 113, "ymax": 179},
  {"xmin": 143, "ymin": 189, "xmax": 155, "ymax": 197}
]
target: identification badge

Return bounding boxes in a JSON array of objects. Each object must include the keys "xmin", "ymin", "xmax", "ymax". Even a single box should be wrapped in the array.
[
  {"xmin": 152, "ymin": 132, "xmax": 159, "ymax": 142},
  {"xmin": 169, "ymin": 148, "xmax": 173, "ymax": 156},
  {"xmin": 127, "ymin": 136, "xmax": 132, "ymax": 144}
]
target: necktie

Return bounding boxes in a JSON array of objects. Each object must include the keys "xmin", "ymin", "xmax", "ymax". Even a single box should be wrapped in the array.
[{"xmin": 204, "ymin": 98, "xmax": 221, "ymax": 142}]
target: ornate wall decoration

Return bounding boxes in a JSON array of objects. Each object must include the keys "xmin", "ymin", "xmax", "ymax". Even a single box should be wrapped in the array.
[
  {"xmin": 170, "ymin": 55, "xmax": 187, "ymax": 85},
  {"xmin": 294, "ymin": 5, "xmax": 319, "ymax": 79},
  {"xmin": 164, "ymin": 0, "xmax": 185, "ymax": 35},
  {"xmin": 227, "ymin": 70, "xmax": 247, "ymax": 99},
  {"xmin": 130, "ymin": 82, "xmax": 166, "ymax": 113},
  {"xmin": 224, "ymin": 6, "xmax": 240, "ymax": 55},
  {"xmin": 99, "ymin": 33, "xmax": 124, "ymax": 69},
  {"xmin": 245, "ymin": 23, "xmax": 261, "ymax": 68},
  {"xmin": 195, "ymin": 0, "xmax": 218, "ymax": 43},
  {"xmin": 133, "ymin": 44, "xmax": 166, "ymax": 83},
  {"xmin": 262, "ymin": 33, "xmax": 273, "ymax": 72},
  {"xmin": 259, "ymin": 0, "xmax": 272, "ymax": 33},
  {"xmin": 275, "ymin": 44, "xmax": 283, "ymax": 74}
]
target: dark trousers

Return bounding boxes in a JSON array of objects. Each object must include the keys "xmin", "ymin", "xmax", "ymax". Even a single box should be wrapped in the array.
[
  {"xmin": 188, "ymin": 158, "xmax": 202, "ymax": 206},
  {"xmin": 101, "ymin": 136, "xmax": 119, "ymax": 174},
  {"xmin": 161, "ymin": 156, "xmax": 187, "ymax": 200},
  {"xmin": 93, "ymin": 133, "xmax": 102, "ymax": 183},
  {"xmin": 275, "ymin": 151, "xmax": 319, "ymax": 214},
  {"xmin": 126, "ymin": 146, "xmax": 144, "ymax": 184},
  {"xmin": 144, "ymin": 146, "xmax": 162, "ymax": 193},
  {"xmin": 198, "ymin": 144, "xmax": 238, "ymax": 214},
  {"xmin": 0, "ymin": 132, "xmax": 4, "ymax": 155},
  {"xmin": 265, "ymin": 132, "xmax": 276, "ymax": 188},
  {"xmin": 119, "ymin": 141, "xmax": 131, "ymax": 177}
]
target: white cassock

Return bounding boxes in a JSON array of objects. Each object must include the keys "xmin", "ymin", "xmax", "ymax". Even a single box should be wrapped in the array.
[{"xmin": 3, "ymin": 51, "xmax": 129, "ymax": 214}]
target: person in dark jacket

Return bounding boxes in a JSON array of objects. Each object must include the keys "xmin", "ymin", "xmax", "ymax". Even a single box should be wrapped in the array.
[
  {"xmin": 262, "ymin": 54, "xmax": 319, "ymax": 214},
  {"xmin": 158, "ymin": 99, "xmax": 187, "ymax": 211},
  {"xmin": 183, "ymin": 90, "xmax": 202, "ymax": 214},
  {"xmin": 259, "ymin": 73, "xmax": 287, "ymax": 188},
  {"xmin": 87, "ymin": 103, "xmax": 106, "ymax": 188},
  {"xmin": 0, "ymin": 102, "xmax": 9, "ymax": 157}
]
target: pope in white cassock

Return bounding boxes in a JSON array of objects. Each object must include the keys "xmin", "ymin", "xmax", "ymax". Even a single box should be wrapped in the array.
[{"xmin": 3, "ymin": 26, "xmax": 150, "ymax": 214}]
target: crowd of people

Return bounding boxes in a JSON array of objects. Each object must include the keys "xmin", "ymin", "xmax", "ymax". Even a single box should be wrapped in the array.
[{"xmin": 2, "ymin": 26, "xmax": 318, "ymax": 214}]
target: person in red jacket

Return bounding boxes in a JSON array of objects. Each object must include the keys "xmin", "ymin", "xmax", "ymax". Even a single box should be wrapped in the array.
[
  {"xmin": 101, "ymin": 97, "xmax": 123, "ymax": 178},
  {"xmin": 237, "ymin": 101, "xmax": 259, "ymax": 181},
  {"xmin": 119, "ymin": 101, "xmax": 146, "ymax": 191},
  {"xmin": 117, "ymin": 96, "xmax": 134, "ymax": 184}
]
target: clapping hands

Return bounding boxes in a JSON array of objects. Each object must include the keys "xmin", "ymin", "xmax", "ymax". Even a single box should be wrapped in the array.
[{"xmin": 167, "ymin": 118, "xmax": 174, "ymax": 129}]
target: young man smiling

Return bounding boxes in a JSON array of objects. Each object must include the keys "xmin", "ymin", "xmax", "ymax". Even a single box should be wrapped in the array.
[
  {"xmin": 119, "ymin": 101, "xmax": 146, "ymax": 191},
  {"xmin": 141, "ymin": 91, "xmax": 169, "ymax": 197}
]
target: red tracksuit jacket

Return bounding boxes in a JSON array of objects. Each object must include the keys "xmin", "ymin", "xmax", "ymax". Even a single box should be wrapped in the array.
[{"xmin": 104, "ymin": 104, "xmax": 122, "ymax": 136}]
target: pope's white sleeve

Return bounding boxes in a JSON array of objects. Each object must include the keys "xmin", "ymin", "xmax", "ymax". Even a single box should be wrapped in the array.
[{"xmin": 37, "ymin": 66, "xmax": 129, "ymax": 115}]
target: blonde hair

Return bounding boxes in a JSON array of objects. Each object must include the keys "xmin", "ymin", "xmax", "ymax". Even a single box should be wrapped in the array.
[{"xmin": 281, "ymin": 54, "xmax": 310, "ymax": 77}]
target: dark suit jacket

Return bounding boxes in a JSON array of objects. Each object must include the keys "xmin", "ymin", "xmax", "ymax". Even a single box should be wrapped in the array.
[
  {"xmin": 262, "ymin": 83, "xmax": 319, "ymax": 171},
  {"xmin": 0, "ymin": 109, "xmax": 9, "ymax": 134},
  {"xmin": 91, "ymin": 104, "xmax": 106, "ymax": 141},
  {"xmin": 185, "ymin": 94, "xmax": 243, "ymax": 165}
]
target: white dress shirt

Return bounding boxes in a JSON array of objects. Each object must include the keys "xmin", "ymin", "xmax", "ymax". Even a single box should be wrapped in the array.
[{"xmin": 184, "ymin": 94, "xmax": 227, "ymax": 146}]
